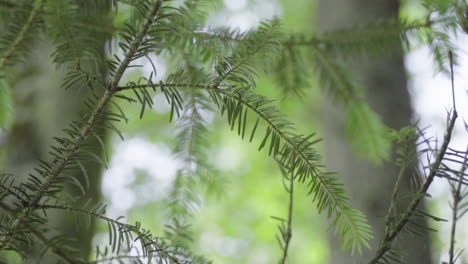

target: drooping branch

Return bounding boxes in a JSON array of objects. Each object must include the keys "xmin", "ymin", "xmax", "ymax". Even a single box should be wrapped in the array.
[{"xmin": 116, "ymin": 81, "xmax": 372, "ymax": 254}]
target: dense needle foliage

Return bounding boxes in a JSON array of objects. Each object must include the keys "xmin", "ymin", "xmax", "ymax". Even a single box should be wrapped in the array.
[{"xmin": 0, "ymin": 0, "xmax": 467, "ymax": 263}]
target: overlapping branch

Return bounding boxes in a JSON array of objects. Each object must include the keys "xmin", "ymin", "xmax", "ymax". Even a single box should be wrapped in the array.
[
  {"xmin": 0, "ymin": 202, "xmax": 78, "ymax": 264},
  {"xmin": 0, "ymin": 0, "xmax": 163, "ymax": 251},
  {"xmin": 0, "ymin": 0, "xmax": 45, "ymax": 70},
  {"xmin": 368, "ymin": 52, "xmax": 459, "ymax": 264}
]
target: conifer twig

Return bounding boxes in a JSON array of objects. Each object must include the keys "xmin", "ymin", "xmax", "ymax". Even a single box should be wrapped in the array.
[
  {"xmin": 34, "ymin": 203, "xmax": 181, "ymax": 263},
  {"xmin": 0, "ymin": 202, "xmax": 78, "ymax": 264},
  {"xmin": 115, "ymin": 83, "xmax": 221, "ymax": 92},
  {"xmin": 368, "ymin": 52, "xmax": 458, "ymax": 263},
  {"xmin": 0, "ymin": 0, "xmax": 45, "ymax": 70},
  {"xmin": 279, "ymin": 162, "xmax": 294, "ymax": 264},
  {"xmin": 281, "ymin": 17, "xmax": 445, "ymax": 48},
  {"xmin": 35, "ymin": 204, "xmax": 127, "ymax": 226},
  {"xmin": 31, "ymin": 229, "xmax": 80, "ymax": 264},
  {"xmin": 383, "ymin": 166, "xmax": 406, "ymax": 238},
  {"xmin": 448, "ymin": 148, "xmax": 468, "ymax": 264},
  {"xmin": 0, "ymin": 0, "xmax": 163, "ymax": 251}
]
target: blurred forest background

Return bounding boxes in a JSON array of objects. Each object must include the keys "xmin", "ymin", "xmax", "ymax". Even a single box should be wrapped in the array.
[{"xmin": 1, "ymin": 0, "xmax": 468, "ymax": 263}]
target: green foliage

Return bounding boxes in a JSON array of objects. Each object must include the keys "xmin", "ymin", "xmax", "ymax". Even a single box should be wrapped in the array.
[
  {"xmin": 0, "ymin": 0, "xmax": 43, "ymax": 71},
  {"xmin": 0, "ymin": 0, "xmax": 467, "ymax": 263},
  {"xmin": 275, "ymin": 1, "xmax": 466, "ymax": 164},
  {"xmin": 44, "ymin": 0, "xmax": 113, "ymax": 70},
  {"xmin": 0, "ymin": 79, "xmax": 13, "ymax": 129},
  {"xmin": 205, "ymin": 86, "xmax": 372, "ymax": 253},
  {"xmin": 345, "ymin": 101, "xmax": 392, "ymax": 164}
]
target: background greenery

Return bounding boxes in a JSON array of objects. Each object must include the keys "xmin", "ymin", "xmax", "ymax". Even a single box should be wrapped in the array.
[{"xmin": 1, "ymin": 0, "xmax": 467, "ymax": 263}]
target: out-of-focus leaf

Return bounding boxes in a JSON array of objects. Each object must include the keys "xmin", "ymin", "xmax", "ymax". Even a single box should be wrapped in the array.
[{"xmin": 345, "ymin": 101, "xmax": 391, "ymax": 164}]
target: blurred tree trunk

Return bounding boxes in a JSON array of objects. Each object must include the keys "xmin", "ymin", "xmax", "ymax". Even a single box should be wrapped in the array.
[
  {"xmin": 317, "ymin": 0, "xmax": 433, "ymax": 263},
  {"xmin": 3, "ymin": 3, "xmax": 110, "ymax": 262}
]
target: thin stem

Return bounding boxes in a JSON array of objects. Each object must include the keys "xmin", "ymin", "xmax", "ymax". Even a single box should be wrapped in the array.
[
  {"xmin": 448, "ymin": 148, "xmax": 468, "ymax": 264},
  {"xmin": 115, "ymin": 83, "xmax": 221, "ymax": 92},
  {"xmin": 0, "ymin": 0, "xmax": 45, "ymax": 70},
  {"xmin": 449, "ymin": 51, "xmax": 456, "ymax": 113},
  {"xmin": 0, "ymin": 0, "xmax": 163, "ymax": 250},
  {"xmin": 383, "ymin": 166, "xmax": 406, "ymax": 237},
  {"xmin": 279, "ymin": 167, "xmax": 294, "ymax": 264}
]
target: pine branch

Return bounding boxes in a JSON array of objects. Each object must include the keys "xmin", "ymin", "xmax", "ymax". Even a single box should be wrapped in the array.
[
  {"xmin": 0, "ymin": 0, "xmax": 45, "ymax": 70},
  {"xmin": 369, "ymin": 52, "xmax": 459, "ymax": 264},
  {"xmin": 383, "ymin": 166, "xmax": 406, "ymax": 238},
  {"xmin": 117, "ymin": 81, "xmax": 372, "ymax": 254},
  {"xmin": 164, "ymin": 57, "xmax": 215, "ymax": 220},
  {"xmin": 115, "ymin": 83, "xmax": 221, "ymax": 92},
  {"xmin": 44, "ymin": 0, "xmax": 114, "ymax": 70},
  {"xmin": 0, "ymin": 180, "xmax": 27, "ymax": 204},
  {"xmin": 31, "ymin": 229, "xmax": 80, "ymax": 264},
  {"xmin": 214, "ymin": 19, "xmax": 280, "ymax": 87},
  {"xmin": 0, "ymin": 202, "xmax": 78, "ymax": 264},
  {"xmin": 211, "ymin": 88, "xmax": 371, "ymax": 254},
  {"xmin": 369, "ymin": 114, "xmax": 457, "ymax": 264},
  {"xmin": 313, "ymin": 48, "xmax": 391, "ymax": 164},
  {"xmin": 35, "ymin": 204, "xmax": 125, "ymax": 226},
  {"xmin": 281, "ymin": 16, "xmax": 449, "ymax": 53},
  {"xmin": 191, "ymin": 17, "xmax": 438, "ymax": 54},
  {"xmin": 0, "ymin": 0, "xmax": 164, "ymax": 251},
  {"xmin": 167, "ymin": 96, "xmax": 207, "ymax": 218},
  {"xmin": 35, "ymin": 203, "xmax": 182, "ymax": 263},
  {"xmin": 448, "ymin": 148, "xmax": 468, "ymax": 264}
]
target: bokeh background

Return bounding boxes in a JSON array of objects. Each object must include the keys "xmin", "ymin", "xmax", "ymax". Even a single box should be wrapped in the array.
[{"xmin": 1, "ymin": 0, "xmax": 468, "ymax": 263}]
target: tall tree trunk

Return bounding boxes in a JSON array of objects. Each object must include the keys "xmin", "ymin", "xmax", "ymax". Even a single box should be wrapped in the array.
[{"xmin": 317, "ymin": 0, "xmax": 433, "ymax": 263}]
